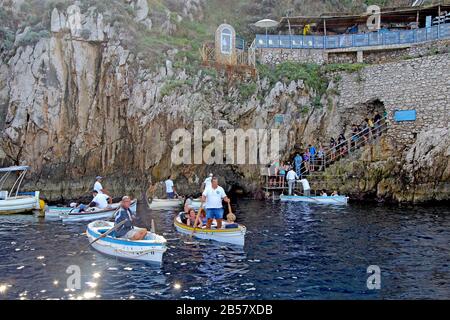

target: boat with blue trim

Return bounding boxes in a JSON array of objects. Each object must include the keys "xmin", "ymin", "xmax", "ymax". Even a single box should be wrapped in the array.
[
  {"xmin": 47, "ymin": 200, "xmax": 137, "ymax": 222},
  {"xmin": 174, "ymin": 213, "xmax": 246, "ymax": 246},
  {"xmin": 86, "ymin": 220, "xmax": 167, "ymax": 264},
  {"xmin": 280, "ymin": 194, "xmax": 349, "ymax": 204}
]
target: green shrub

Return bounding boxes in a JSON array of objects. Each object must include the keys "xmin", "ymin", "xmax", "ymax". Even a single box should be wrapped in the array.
[
  {"xmin": 16, "ymin": 30, "xmax": 51, "ymax": 47},
  {"xmin": 322, "ymin": 63, "xmax": 367, "ymax": 73},
  {"xmin": 239, "ymin": 82, "xmax": 257, "ymax": 100},
  {"xmin": 160, "ymin": 79, "xmax": 193, "ymax": 100}
]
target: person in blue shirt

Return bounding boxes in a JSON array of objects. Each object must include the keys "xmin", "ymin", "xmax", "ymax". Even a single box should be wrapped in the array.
[
  {"xmin": 114, "ymin": 196, "xmax": 147, "ymax": 240},
  {"xmin": 294, "ymin": 153, "xmax": 302, "ymax": 178},
  {"xmin": 309, "ymin": 144, "xmax": 316, "ymax": 171}
]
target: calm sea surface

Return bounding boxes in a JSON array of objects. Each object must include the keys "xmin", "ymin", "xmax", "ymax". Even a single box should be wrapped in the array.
[{"xmin": 0, "ymin": 200, "xmax": 448, "ymax": 300}]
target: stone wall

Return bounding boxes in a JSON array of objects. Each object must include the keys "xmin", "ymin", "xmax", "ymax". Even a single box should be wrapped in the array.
[
  {"xmin": 259, "ymin": 39, "xmax": 450, "ymax": 66},
  {"xmin": 337, "ymin": 53, "xmax": 450, "ymax": 149},
  {"xmin": 258, "ymin": 48, "xmax": 325, "ymax": 65},
  {"xmin": 364, "ymin": 39, "xmax": 450, "ymax": 64}
]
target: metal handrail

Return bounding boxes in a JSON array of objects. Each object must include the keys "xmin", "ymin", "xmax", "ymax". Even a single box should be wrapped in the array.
[
  {"xmin": 297, "ymin": 117, "xmax": 389, "ymax": 176},
  {"xmin": 255, "ymin": 23, "xmax": 450, "ymax": 49}
]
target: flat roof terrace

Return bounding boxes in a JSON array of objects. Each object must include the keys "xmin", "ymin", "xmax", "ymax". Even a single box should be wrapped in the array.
[{"xmin": 278, "ymin": 4, "xmax": 450, "ymax": 32}]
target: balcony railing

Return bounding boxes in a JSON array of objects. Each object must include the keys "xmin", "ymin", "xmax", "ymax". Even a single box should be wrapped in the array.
[{"xmin": 255, "ymin": 23, "xmax": 450, "ymax": 49}]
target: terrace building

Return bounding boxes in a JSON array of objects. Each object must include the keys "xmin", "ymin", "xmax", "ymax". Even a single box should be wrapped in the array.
[{"xmin": 251, "ymin": 3, "xmax": 450, "ymax": 65}]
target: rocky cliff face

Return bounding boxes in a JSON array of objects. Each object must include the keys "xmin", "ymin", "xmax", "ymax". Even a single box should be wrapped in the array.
[{"xmin": 0, "ymin": 2, "xmax": 449, "ymax": 203}]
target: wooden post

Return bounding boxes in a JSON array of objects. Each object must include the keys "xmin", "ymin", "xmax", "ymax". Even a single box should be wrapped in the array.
[
  {"xmin": 323, "ymin": 19, "xmax": 327, "ymax": 49},
  {"xmin": 438, "ymin": 5, "xmax": 441, "ymax": 38}
]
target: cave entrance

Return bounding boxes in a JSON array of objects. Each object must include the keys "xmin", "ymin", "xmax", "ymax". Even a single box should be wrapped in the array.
[{"xmin": 364, "ymin": 98, "xmax": 386, "ymax": 116}]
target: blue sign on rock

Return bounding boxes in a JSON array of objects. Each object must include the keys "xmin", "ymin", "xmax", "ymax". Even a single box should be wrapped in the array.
[{"xmin": 394, "ymin": 110, "xmax": 416, "ymax": 122}]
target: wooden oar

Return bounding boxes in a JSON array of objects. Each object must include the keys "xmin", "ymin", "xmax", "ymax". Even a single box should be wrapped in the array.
[
  {"xmin": 191, "ymin": 201, "xmax": 204, "ymax": 237},
  {"xmin": 151, "ymin": 219, "xmax": 156, "ymax": 233},
  {"xmin": 88, "ymin": 219, "xmax": 127, "ymax": 247}
]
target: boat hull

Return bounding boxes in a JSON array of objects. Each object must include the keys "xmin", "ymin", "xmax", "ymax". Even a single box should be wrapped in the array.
[
  {"xmin": 280, "ymin": 195, "xmax": 349, "ymax": 204},
  {"xmin": 0, "ymin": 193, "xmax": 40, "ymax": 215},
  {"xmin": 60, "ymin": 201, "xmax": 137, "ymax": 222},
  {"xmin": 149, "ymin": 198, "xmax": 183, "ymax": 210},
  {"xmin": 86, "ymin": 221, "xmax": 167, "ymax": 263},
  {"xmin": 174, "ymin": 216, "xmax": 246, "ymax": 246}
]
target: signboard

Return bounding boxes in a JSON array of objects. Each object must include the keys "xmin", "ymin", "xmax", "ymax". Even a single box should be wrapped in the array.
[
  {"xmin": 426, "ymin": 16, "xmax": 432, "ymax": 28},
  {"xmin": 394, "ymin": 110, "xmax": 416, "ymax": 122},
  {"xmin": 274, "ymin": 114, "xmax": 285, "ymax": 124}
]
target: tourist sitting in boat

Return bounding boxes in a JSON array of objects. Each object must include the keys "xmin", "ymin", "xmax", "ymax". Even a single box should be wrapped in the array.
[
  {"xmin": 186, "ymin": 208, "xmax": 202, "ymax": 228},
  {"xmin": 331, "ymin": 190, "xmax": 339, "ymax": 196},
  {"xmin": 165, "ymin": 175, "xmax": 178, "ymax": 199},
  {"xmin": 201, "ymin": 177, "xmax": 230, "ymax": 230},
  {"xmin": 184, "ymin": 195, "xmax": 193, "ymax": 213},
  {"xmin": 225, "ymin": 211, "xmax": 238, "ymax": 229},
  {"xmin": 89, "ymin": 190, "xmax": 112, "ymax": 209},
  {"xmin": 114, "ymin": 196, "xmax": 147, "ymax": 240},
  {"xmin": 320, "ymin": 189, "xmax": 328, "ymax": 197}
]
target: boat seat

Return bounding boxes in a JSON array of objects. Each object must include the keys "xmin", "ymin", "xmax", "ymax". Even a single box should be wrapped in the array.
[{"xmin": 0, "ymin": 191, "xmax": 7, "ymax": 200}]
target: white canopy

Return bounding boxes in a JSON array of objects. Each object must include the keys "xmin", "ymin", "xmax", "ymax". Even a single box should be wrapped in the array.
[
  {"xmin": 254, "ymin": 19, "xmax": 279, "ymax": 29},
  {"xmin": 0, "ymin": 166, "xmax": 30, "ymax": 173}
]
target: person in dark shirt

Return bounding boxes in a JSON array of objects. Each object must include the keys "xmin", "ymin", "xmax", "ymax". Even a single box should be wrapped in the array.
[
  {"xmin": 374, "ymin": 112, "xmax": 382, "ymax": 136},
  {"xmin": 114, "ymin": 196, "xmax": 147, "ymax": 240}
]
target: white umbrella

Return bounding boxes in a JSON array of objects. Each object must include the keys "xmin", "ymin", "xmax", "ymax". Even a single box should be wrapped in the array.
[
  {"xmin": 254, "ymin": 19, "xmax": 279, "ymax": 47},
  {"xmin": 254, "ymin": 19, "xmax": 279, "ymax": 29}
]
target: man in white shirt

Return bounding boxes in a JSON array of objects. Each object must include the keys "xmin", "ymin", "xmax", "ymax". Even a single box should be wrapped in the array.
[
  {"xmin": 165, "ymin": 176, "xmax": 177, "ymax": 199},
  {"xmin": 201, "ymin": 177, "xmax": 230, "ymax": 230},
  {"xmin": 299, "ymin": 178, "xmax": 311, "ymax": 196},
  {"xmin": 201, "ymin": 173, "xmax": 213, "ymax": 192},
  {"xmin": 93, "ymin": 176, "xmax": 110, "ymax": 196},
  {"xmin": 90, "ymin": 190, "xmax": 112, "ymax": 209},
  {"xmin": 286, "ymin": 169, "xmax": 299, "ymax": 196}
]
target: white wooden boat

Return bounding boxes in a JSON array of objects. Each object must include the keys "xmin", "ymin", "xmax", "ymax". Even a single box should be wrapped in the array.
[
  {"xmin": 148, "ymin": 198, "xmax": 183, "ymax": 210},
  {"xmin": 59, "ymin": 200, "xmax": 137, "ymax": 222},
  {"xmin": 0, "ymin": 166, "xmax": 41, "ymax": 215},
  {"xmin": 280, "ymin": 194, "xmax": 349, "ymax": 204},
  {"xmin": 86, "ymin": 220, "xmax": 167, "ymax": 264},
  {"xmin": 174, "ymin": 213, "xmax": 246, "ymax": 246}
]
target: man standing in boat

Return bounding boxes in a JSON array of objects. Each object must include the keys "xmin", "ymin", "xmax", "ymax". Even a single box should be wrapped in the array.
[
  {"xmin": 165, "ymin": 176, "xmax": 178, "ymax": 199},
  {"xmin": 201, "ymin": 177, "xmax": 230, "ymax": 230},
  {"xmin": 93, "ymin": 176, "xmax": 111, "ymax": 197},
  {"xmin": 286, "ymin": 168, "xmax": 299, "ymax": 196},
  {"xmin": 114, "ymin": 196, "xmax": 147, "ymax": 240}
]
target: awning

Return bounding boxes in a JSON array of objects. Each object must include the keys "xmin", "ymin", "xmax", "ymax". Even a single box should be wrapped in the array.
[
  {"xmin": 0, "ymin": 166, "xmax": 30, "ymax": 173},
  {"xmin": 279, "ymin": 4, "xmax": 450, "ymax": 30}
]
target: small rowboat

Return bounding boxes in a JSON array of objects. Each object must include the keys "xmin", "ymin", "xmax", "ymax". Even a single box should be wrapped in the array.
[
  {"xmin": 0, "ymin": 166, "xmax": 42, "ymax": 215},
  {"xmin": 148, "ymin": 198, "xmax": 183, "ymax": 210},
  {"xmin": 86, "ymin": 220, "xmax": 167, "ymax": 264},
  {"xmin": 174, "ymin": 214, "xmax": 246, "ymax": 246},
  {"xmin": 57, "ymin": 200, "xmax": 137, "ymax": 222},
  {"xmin": 280, "ymin": 194, "xmax": 349, "ymax": 204}
]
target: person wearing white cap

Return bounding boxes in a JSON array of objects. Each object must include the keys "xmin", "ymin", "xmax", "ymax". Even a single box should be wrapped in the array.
[
  {"xmin": 202, "ymin": 173, "xmax": 214, "ymax": 192},
  {"xmin": 93, "ymin": 176, "xmax": 110, "ymax": 196}
]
